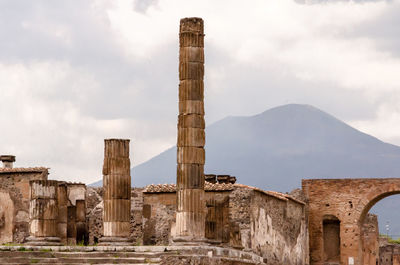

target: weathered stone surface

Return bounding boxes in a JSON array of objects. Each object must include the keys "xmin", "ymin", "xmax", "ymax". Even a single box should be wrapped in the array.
[
  {"xmin": 27, "ymin": 180, "xmax": 61, "ymax": 245},
  {"xmin": 100, "ymin": 139, "xmax": 132, "ymax": 245},
  {"xmin": 67, "ymin": 205, "xmax": 76, "ymax": 244},
  {"xmin": 178, "ymin": 114, "xmax": 205, "ymax": 129},
  {"xmin": 362, "ymin": 214, "xmax": 379, "ymax": 265},
  {"xmin": 0, "ymin": 191, "xmax": 14, "ymax": 244},
  {"xmin": 174, "ymin": 19, "xmax": 206, "ymax": 241},
  {"xmin": 177, "ymin": 164, "xmax": 204, "ymax": 190},
  {"xmin": 177, "ymin": 147, "xmax": 205, "ymax": 164},
  {"xmin": 177, "ymin": 128, "xmax": 205, "ymax": 147},
  {"xmin": 179, "ymin": 100, "xmax": 205, "ymax": 115}
]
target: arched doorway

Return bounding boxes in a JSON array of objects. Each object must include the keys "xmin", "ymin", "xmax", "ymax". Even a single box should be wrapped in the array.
[
  {"xmin": 323, "ymin": 215, "xmax": 341, "ymax": 263},
  {"xmin": 359, "ymin": 192, "xmax": 400, "ymax": 265}
]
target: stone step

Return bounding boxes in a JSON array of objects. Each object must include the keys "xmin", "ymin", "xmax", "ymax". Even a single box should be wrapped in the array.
[
  {"xmin": 0, "ymin": 257, "xmax": 161, "ymax": 264},
  {"xmin": 0, "ymin": 251, "xmax": 165, "ymax": 258},
  {"xmin": 3, "ymin": 262, "xmax": 160, "ymax": 265}
]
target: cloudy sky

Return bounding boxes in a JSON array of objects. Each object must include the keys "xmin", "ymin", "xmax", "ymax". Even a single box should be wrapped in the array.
[{"xmin": 1, "ymin": 0, "xmax": 399, "ymax": 184}]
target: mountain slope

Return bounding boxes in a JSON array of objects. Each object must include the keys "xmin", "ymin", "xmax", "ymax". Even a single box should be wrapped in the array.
[
  {"xmin": 91, "ymin": 103, "xmax": 400, "ymax": 236},
  {"xmin": 94, "ymin": 104, "xmax": 400, "ymax": 191}
]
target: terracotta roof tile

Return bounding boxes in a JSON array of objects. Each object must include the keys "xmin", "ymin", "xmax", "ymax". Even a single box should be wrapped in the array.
[
  {"xmin": 234, "ymin": 183, "xmax": 305, "ymax": 205},
  {"xmin": 0, "ymin": 167, "xmax": 48, "ymax": 174},
  {"xmin": 144, "ymin": 182, "xmax": 234, "ymax": 193}
]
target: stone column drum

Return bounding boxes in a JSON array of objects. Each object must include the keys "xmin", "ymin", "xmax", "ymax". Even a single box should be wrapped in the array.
[
  {"xmin": 174, "ymin": 17, "xmax": 206, "ymax": 241},
  {"xmin": 99, "ymin": 139, "xmax": 132, "ymax": 245},
  {"xmin": 26, "ymin": 180, "xmax": 61, "ymax": 245},
  {"xmin": 57, "ymin": 182, "xmax": 68, "ymax": 244}
]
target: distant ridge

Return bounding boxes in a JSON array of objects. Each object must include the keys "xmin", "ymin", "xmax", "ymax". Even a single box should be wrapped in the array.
[
  {"xmin": 91, "ymin": 103, "xmax": 400, "ymax": 191},
  {"xmin": 91, "ymin": 103, "xmax": 400, "ymax": 236}
]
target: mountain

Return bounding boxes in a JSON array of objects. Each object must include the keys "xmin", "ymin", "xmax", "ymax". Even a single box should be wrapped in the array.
[
  {"xmin": 93, "ymin": 104, "xmax": 400, "ymax": 189},
  {"xmin": 91, "ymin": 104, "xmax": 400, "ymax": 236}
]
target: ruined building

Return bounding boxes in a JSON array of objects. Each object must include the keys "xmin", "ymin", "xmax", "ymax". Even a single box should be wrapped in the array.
[{"xmin": 0, "ymin": 17, "xmax": 399, "ymax": 265}]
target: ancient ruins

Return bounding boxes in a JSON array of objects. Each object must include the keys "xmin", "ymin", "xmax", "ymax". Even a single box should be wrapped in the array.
[{"xmin": 0, "ymin": 17, "xmax": 399, "ymax": 265}]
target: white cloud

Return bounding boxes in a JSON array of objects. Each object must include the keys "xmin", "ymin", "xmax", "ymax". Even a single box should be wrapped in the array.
[{"xmin": 1, "ymin": 0, "xmax": 400, "ymax": 183}]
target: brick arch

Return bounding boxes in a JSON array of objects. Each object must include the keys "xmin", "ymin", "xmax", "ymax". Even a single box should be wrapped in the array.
[
  {"xmin": 359, "ymin": 190, "xmax": 400, "ymax": 225},
  {"xmin": 303, "ymin": 178, "xmax": 400, "ymax": 265}
]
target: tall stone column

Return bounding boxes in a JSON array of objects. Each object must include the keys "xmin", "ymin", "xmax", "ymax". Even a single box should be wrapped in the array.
[
  {"xmin": 174, "ymin": 17, "xmax": 206, "ymax": 242},
  {"xmin": 26, "ymin": 180, "xmax": 61, "ymax": 246},
  {"xmin": 99, "ymin": 139, "xmax": 132, "ymax": 245}
]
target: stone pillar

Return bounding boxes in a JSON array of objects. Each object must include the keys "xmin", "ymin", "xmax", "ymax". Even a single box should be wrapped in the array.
[
  {"xmin": 57, "ymin": 182, "xmax": 68, "ymax": 244},
  {"xmin": 26, "ymin": 180, "xmax": 61, "ymax": 245},
  {"xmin": 99, "ymin": 139, "xmax": 132, "ymax": 245},
  {"xmin": 174, "ymin": 17, "xmax": 206, "ymax": 242},
  {"xmin": 76, "ymin": 199, "xmax": 86, "ymax": 244},
  {"xmin": 67, "ymin": 205, "xmax": 76, "ymax": 244}
]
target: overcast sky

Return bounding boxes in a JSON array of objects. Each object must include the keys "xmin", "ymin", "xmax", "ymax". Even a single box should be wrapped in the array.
[{"xmin": 1, "ymin": 0, "xmax": 400, "ymax": 183}]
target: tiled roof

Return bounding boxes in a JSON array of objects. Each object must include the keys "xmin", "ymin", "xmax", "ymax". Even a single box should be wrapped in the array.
[
  {"xmin": 0, "ymin": 167, "xmax": 48, "ymax": 174},
  {"xmin": 234, "ymin": 183, "xmax": 305, "ymax": 205},
  {"xmin": 143, "ymin": 182, "xmax": 305, "ymax": 205},
  {"xmin": 144, "ymin": 182, "xmax": 234, "ymax": 193}
]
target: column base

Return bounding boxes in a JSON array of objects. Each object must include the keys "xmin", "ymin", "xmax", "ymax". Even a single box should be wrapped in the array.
[
  {"xmin": 25, "ymin": 236, "xmax": 62, "ymax": 246},
  {"xmin": 98, "ymin": 236, "xmax": 132, "ymax": 246}
]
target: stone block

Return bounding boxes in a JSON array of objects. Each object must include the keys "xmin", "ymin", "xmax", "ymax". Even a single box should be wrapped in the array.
[
  {"xmin": 178, "ymin": 114, "xmax": 205, "ymax": 129},
  {"xmin": 179, "ymin": 62, "xmax": 204, "ymax": 80},
  {"xmin": 103, "ymin": 199, "xmax": 130, "ymax": 222},
  {"xmin": 179, "ymin": 80, "xmax": 204, "ymax": 101},
  {"xmin": 179, "ymin": 100, "xmax": 204, "ymax": 115},
  {"xmin": 176, "ymin": 189, "xmax": 205, "ymax": 212},
  {"xmin": 179, "ymin": 47, "xmax": 204, "ymax": 63},
  {"xmin": 103, "ymin": 221, "xmax": 131, "ymax": 237},
  {"xmin": 103, "ymin": 174, "xmax": 131, "ymax": 200},
  {"xmin": 177, "ymin": 146, "xmax": 205, "ymax": 164},
  {"xmin": 102, "ymin": 157, "xmax": 130, "ymax": 175},
  {"xmin": 177, "ymin": 164, "xmax": 204, "ymax": 189},
  {"xmin": 177, "ymin": 127, "xmax": 205, "ymax": 147}
]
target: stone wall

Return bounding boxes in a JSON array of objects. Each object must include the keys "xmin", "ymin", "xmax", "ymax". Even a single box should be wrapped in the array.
[
  {"xmin": 361, "ymin": 214, "xmax": 379, "ymax": 265},
  {"xmin": 380, "ymin": 243, "xmax": 400, "ymax": 265},
  {"xmin": 142, "ymin": 184, "xmax": 308, "ymax": 265},
  {"xmin": 249, "ymin": 190, "xmax": 307, "ymax": 265},
  {"xmin": 0, "ymin": 168, "xmax": 48, "ymax": 243}
]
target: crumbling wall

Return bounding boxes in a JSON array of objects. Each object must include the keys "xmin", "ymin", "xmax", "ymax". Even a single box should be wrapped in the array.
[
  {"xmin": 86, "ymin": 187, "xmax": 144, "ymax": 245},
  {"xmin": 228, "ymin": 187, "xmax": 252, "ymax": 249},
  {"xmin": 0, "ymin": 170, "xmax": 48, "ymax": 243},
  {"xmin": 0, "ymin": 191, "xmax": 14, "ymax": 244},
  {"xmin": 249, "ymin": 190, "xmax": 307, "ymax": 265},
  {"xmin": 142, "ymin": 192, "xmax": 175, "ymax": 245},
  {"xmin": 361, "ymin": 213, "xmax": 379, "ymax": 265},
  {"xmin": 380, "ymin": 243, "xmax": 400, "ymax": 265}
]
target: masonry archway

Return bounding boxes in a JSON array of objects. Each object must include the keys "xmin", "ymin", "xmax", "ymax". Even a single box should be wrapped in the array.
[{"xmin": 303, "ymin": 178, "xmax": 400, "ymax": 265}]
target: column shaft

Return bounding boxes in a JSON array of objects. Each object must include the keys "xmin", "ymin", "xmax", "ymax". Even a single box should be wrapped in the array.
[
  {"xmin": 99, "ymin": 139, "xmax": 132, "ymax": 245},
  {"xmin": 175, "ymin": 17, "xmax": 206, "ymax": 241}
]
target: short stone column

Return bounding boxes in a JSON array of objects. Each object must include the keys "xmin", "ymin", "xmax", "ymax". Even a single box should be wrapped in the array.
[
  {"xmin": 174, "ymin": 17, "xmax": 206, "ymax": 242},
  {"xmin": 67, "ymin": 205, "xmax": 77, "ymax": 244},
  {"xmin": 57, "ymin": 182, "xmax": 68, "ymax": 244},
  {"xmin": 76, "ymin": 199, "xmax": 86, "ymax": 244},
  {"xmin": 26, "ymin": 180, "xmax": 61, "ymax": 245},
  {"xmin": 99, "ymin": 139, "xmax": 132, "ymax": 245}
]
